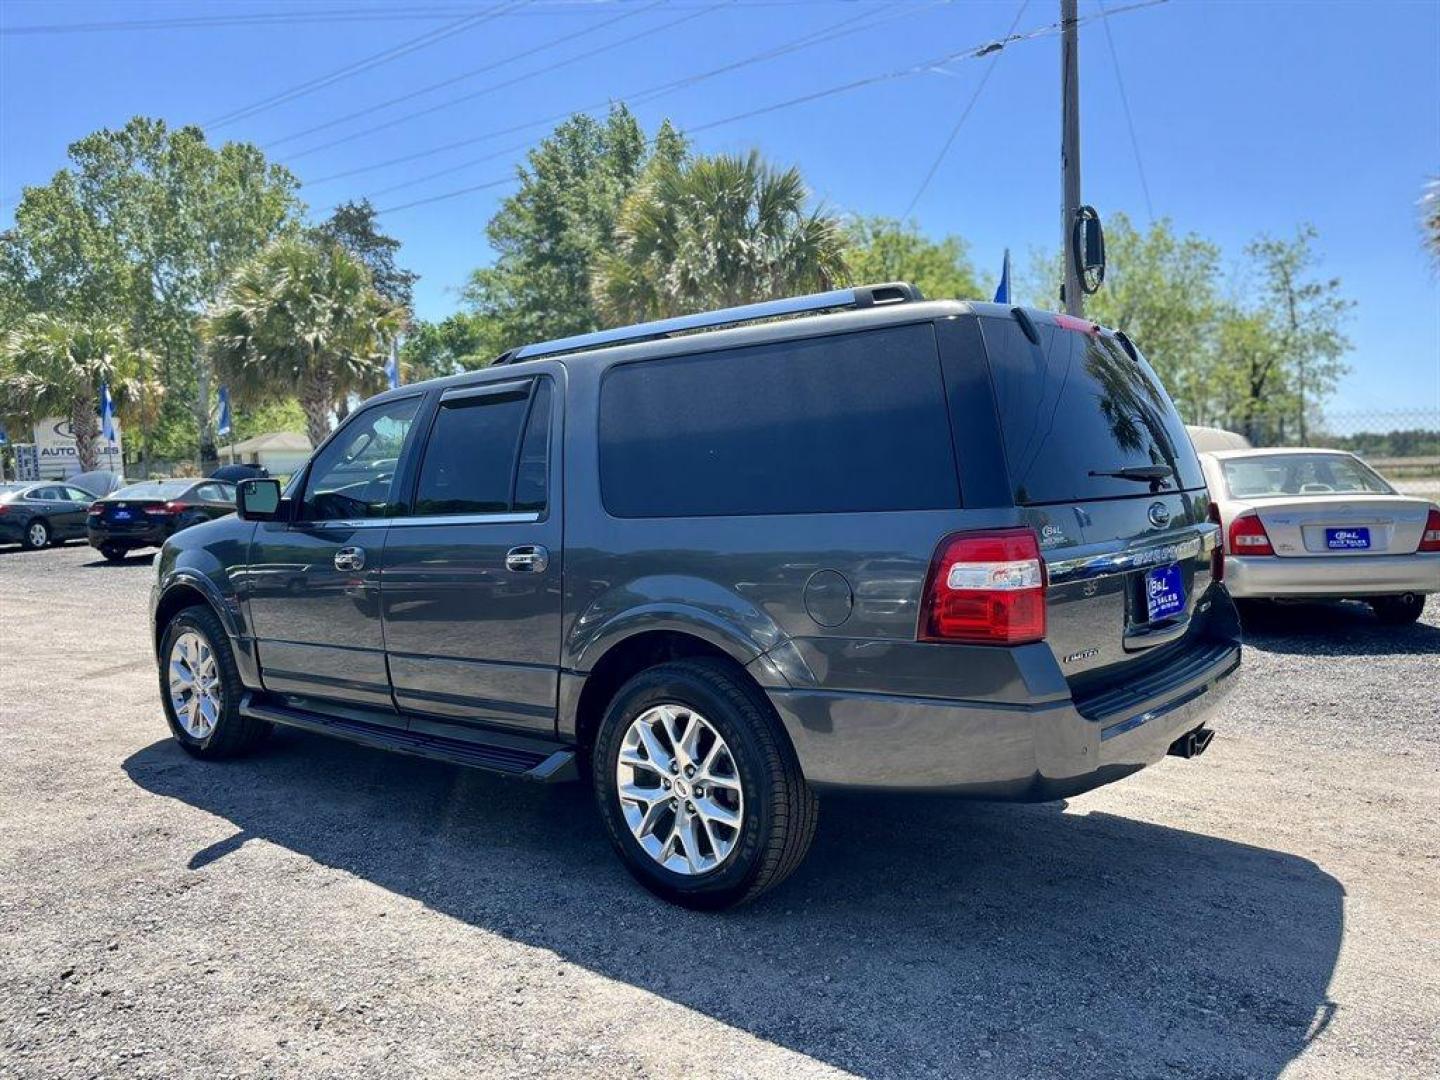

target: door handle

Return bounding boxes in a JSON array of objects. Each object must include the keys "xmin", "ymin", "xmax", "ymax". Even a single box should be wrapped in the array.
[
  {"xmin": 505, "ymin": 545, "xmax": 549, "ymax": 573},
  {"xmin": 334, "ymin": 546, "xmax": 366, "ymax": 572}
]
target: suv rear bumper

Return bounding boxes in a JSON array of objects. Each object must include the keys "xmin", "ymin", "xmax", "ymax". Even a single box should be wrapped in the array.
[
  {"xmin": 1224, "ymin": 552, "xmax": 1440, "ymax": 599},
  {"xmin": 765, "ymin": 639, "xmax": 1240, "ymax": 800}
]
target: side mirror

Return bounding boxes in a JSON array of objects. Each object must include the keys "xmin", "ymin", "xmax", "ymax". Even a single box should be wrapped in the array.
[{"xmin": 236, "ymin": 478, "xmax": 285, "ymax": 522}]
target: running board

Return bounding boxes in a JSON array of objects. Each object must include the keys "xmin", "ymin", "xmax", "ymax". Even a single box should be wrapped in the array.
[{"xmin": 239, "ymin": 695, "xmax": 577, "ymax": 783}]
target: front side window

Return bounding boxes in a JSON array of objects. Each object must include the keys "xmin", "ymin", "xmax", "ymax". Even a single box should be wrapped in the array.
[
  {"xmin": 411, "ymin": 379, "xmax": 552, "ymax": 517},
  {"xmin": 1220, "ymin": 454, "xmax": 1394, "ymax": 499},
  {"xmin": 303, "ymin": 397, "xmax": 420, "ymax": 520}
]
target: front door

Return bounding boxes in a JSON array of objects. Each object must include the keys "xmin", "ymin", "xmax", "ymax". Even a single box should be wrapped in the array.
[
  {"xmin": 246, "ymin": 394, "xmax": 423, "ymax": 717},
  {"xmin": 381, "ymin": 373, "xmax": 563, "ymax": 739}
]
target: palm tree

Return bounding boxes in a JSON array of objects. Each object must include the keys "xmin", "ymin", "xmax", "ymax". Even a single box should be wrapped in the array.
[
  {"xmin": 205, "ymin": 237, "xmax": 402, "ymax": 450},
  {"xmin": 0, "ymin": 315, "xmax": 152, "ymax": 471},
  {"xmin": 592, "ymin": 151, "xmax": 849, "ymax": 325}
]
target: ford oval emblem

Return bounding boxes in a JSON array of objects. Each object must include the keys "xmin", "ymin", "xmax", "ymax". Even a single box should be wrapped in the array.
[{"xmin": 1147, "ymin": 501, "xmax": 1171, "ymax": 529}]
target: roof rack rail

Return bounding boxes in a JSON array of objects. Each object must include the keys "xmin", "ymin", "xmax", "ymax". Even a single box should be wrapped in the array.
[{"xmin": 498, "ymin": 281, "xmax": 923, "ymax": 364}]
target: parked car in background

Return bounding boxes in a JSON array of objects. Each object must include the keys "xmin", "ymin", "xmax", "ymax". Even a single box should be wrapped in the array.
[
  {"xmin": 149, "ymin": 284, "xmax": 1241, "ymax": 909},
  {"xmin": 0, "ymin": 481, "xmax": 97, "ymax": 549},
  {"xmin": 1186, "ymin": 425, "xmax": 1252, "ymax": 453},
  {"xmin": 88, "ymin": 478, "xmax": 237, "ymax": 562},
  {"xmin": 69, "ymin": 470, "xmax": 131, "ymax": 499},
  {"xmin": 210, "ymin": 463, "xmax": 270, "ymax": 484},
  {"xmin": 1201, "ymin": 448, "xmax": 1440, "ymax": 624}
]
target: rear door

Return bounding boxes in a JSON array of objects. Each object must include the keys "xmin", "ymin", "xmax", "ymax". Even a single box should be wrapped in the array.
[
  {"xmin": 380, "ymin": 371, "xmax": 563, "ymax": 739},
  {"xmin": 977, "ymin": 314, "xmax": 1216, "ymax": 687},
  {"xmin": 58, "ymin": 485, "xmax": 95, "ymax": 536}
]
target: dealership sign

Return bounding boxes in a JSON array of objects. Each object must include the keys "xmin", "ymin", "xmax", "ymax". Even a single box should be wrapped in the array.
[{"xmin": 33, "ymin": 415, "xmax": 123, "ymax": 476}]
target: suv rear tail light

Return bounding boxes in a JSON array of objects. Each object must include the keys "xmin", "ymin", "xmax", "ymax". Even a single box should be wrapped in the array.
[
  {"xmin": 1207, "ymin": 502, "xmax": 1224, "ymax": 581},
  {"xmin": 1420, "ymin": 508, "xmax": 1440, "ymax": 553},
  {"xmin": 1228, "ymin": 512, "xmax": 1274, "ymax": 556},
  {"xmin": 919, "ymin": 528, "xmax": 1046, "ymax": 645}
]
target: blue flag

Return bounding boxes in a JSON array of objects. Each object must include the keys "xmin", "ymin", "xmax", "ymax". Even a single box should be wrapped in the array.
[
  {"xmin": 217, "ymin": 385, "xmax": 232, "ymax": 438},
  {"xmin": 993, "ymin": 248, "xmax": 1012, "ymax": 305},
  {"xmin": 385, "ymin": 339, "xmax": 401, "ymax": 390},
  {"xmin": 100, "ymin": 381, "xmax": 117, "ymax": 443}
]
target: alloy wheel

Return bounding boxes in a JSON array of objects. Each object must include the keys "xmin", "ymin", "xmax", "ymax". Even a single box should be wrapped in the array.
[
  {"xmin": 27, "ymin": 522, "xmax": 48, "ymax": 547},
  {"xmin": 615, "ymin": 704, "xmax": 745, "ymax": 876},
  {"xmin": 169, "ymin": 630, "xmax": 222, "ymax": 739}
]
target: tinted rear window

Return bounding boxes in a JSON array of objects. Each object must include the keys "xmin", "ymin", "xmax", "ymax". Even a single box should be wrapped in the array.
[
  {"xmin": 112, "ymin": 480, "xmax": 192, "ymax": 500},
  {"xmin": 599, "ymin": 324, "xmax": 959, "ymax": 517},
  {"xmin": 980, "ymin": 317, "xmax": 1204, "ymax": 504}
]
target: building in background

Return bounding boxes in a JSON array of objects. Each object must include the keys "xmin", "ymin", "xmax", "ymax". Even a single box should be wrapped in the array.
[{"xmin": 216, "ymin": 431, "xmax": 312, "ymax": 478}]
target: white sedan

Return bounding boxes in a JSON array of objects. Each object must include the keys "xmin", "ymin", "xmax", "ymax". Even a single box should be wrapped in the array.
[{"xmin": 1200, "ymin": 448, "xmax": 1440, "ymax": 624}]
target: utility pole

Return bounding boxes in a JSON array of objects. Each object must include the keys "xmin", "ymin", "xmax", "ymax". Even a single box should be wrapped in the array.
[{"xmin": 1060, "ymin": 0, "xmax": 1084, "ymax": 316}]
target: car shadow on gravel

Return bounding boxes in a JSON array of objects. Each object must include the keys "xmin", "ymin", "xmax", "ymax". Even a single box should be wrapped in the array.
[
  {"xmin": 1241, "ymin": 599, "xmax": 1440, "ymax": 656},
  {"xmin": 125, "ymin": 732, "xmax": 1342, "ymax": 1080}
]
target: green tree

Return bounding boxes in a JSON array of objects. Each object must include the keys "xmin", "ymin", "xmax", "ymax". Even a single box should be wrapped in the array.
[
  {"xmin": 465, "ymin": 105, "xmax": 686, "ymax": 347},
  {"xmin": 1227, "ymin": 227, "xmax": 1352, "ymax": 444},
  {"xmin": 0, "ymin": 117, "xmax": 301, "ymax": 466},
  {"xmin": 0, "ymin": 315, "xmax": 154, "ymax": 471},
  {"xmin": 593, "ymin": 150, "xmax": 849, "ymax": 324},
  {"xmin": 205, "ymin": 237, "xmax": 402, "ymax": 450},
  {"xmin": 313, "ymin": 199, "xmax": 418, "ymax": 313},
  {"xmin": 401, "ymin": 312, "xmax": 500, "ymax": 381},
  {"xmin": 843, "ymin": 217, "xmax": 980, "ymax": 300},
  {"xmin": 1422, "ymin": 177, "xmax": 1440, "ymax": 269}
]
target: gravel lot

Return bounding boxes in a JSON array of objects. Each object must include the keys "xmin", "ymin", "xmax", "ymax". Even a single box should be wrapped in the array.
[{"xmin": 2, "ymin": 543, "xmax": 1437, "ymax": 1079}]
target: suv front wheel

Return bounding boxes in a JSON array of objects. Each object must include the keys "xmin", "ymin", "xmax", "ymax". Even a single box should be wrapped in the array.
[
  {"xmin": 159, "ymin": 605, "xmax": 270, "ymax": 759},
  {"xmin": 592, "ymin": 658, "xmax": 817, "ymax": 909}
]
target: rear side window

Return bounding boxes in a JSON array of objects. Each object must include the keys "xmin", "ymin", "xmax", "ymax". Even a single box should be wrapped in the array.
[
  {"xmin": 980, "ymin": 317, "xmax": 1205, "ymax": 505},
  {"xmin": 412, "ymin": 378, "xmax": 552, "ymax": 517},
  {"xmin": 599, "ymin": 324, "xmax": 959, "ymax": 518}
]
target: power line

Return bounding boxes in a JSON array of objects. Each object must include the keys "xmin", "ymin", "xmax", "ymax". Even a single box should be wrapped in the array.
[
  {"xmin": 0, "ymin": 2, "xmax": 944, "ymax": 36},
  {"xmin": 265, "ymin": 0, "xmax": 663, "ymax": 150},
  {"xmin": 901, "ymin": 0, "xmax": 1030, "ymax": 219},
  {"xmin": 204, "ymin": 4, "xmax": 521, "ymax": 131},
  {"xmin": 303, "ymin": 0, "xmax": 933, "ymax": 190},
  {"xmin": 368, "ymin": 0, "xmax": 1168, "ymax": 217},
  {"xmin": 281, "ymin": 2, "xmax": 720, "ymax": 163},
  {"xmin": 1096, "ymin": 0, "xmax": 1155, "ymax": 220}
]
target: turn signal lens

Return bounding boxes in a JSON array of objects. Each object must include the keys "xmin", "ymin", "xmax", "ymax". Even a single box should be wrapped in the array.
[
  {"xmin": 1420, "ymin": 508, "xmax": 1440, "ymax": 553},
  {"xmin": 920, "ymin": 528, "xmax": 1046, "ymax": 645},
  {"xmin": 1228, "ymin": 512, "xmax": 1274, "ymax": 556}
]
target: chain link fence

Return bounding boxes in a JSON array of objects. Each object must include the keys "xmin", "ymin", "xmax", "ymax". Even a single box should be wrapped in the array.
[{"xmin": 1308, "ymin": 409, "xmax": 1440, "ymax": 500}]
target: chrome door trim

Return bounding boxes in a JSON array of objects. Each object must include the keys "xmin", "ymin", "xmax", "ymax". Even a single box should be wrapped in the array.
[
  {"xmin": 300, "ymin": 511, "xmax": 542, "ymax": 530},
  {"xmin": 1047, "ymin": 525, "xmax": 1217, "ymax": 586}
]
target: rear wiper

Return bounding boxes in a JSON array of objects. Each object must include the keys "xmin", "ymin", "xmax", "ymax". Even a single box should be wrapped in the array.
[{"xmin": 1088, "ymin": 464, "xmax": 1174, "ymax": 484}]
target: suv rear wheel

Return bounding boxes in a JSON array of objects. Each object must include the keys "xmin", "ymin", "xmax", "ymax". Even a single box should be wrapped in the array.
[
  {"xmin": 591, "ymin": 658, "xmax": 817, "ymax": 909},
  {"xmin": 159, "ymin": 605, "xmax": 270, "ymax": 759}
]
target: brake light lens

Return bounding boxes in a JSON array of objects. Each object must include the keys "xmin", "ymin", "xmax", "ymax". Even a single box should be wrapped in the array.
[
  {"xmin": 88, "ymin": 502, "xmax": 103, "ymax": 516},
  {"xmin": 919, "ymin": 528, "xmax": 1046, "ymax": 645},
  {"xmin": 1420, "ymin": 508, "xmax": 1440, "ymax": 553},
  {"xmin": 1208, "ymin": 502, "xmax": 1224, "ymax": 581},
  {"xmin": 1228, "ymin": 512, "xmax": 1274, "ymax": 556},
  {"xmin": 148, "ymin": 501, "xmax": 187, "ymax": 515}
]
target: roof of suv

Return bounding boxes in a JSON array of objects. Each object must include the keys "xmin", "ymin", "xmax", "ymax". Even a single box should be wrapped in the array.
[{"xmin": 370, "ymin": 284, "xmax": 1123, "ymax": 405}]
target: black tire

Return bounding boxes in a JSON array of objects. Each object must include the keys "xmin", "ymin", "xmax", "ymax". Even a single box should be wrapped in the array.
[
  {"xmin": 591, "ymin": 658, "xmax": 817, "ymax": 910},
  {"xmin": 158, "ymin": 604, "xmax": 271, "ymax": 759},
  {"xmin": 21, "ymin": 518, "xmax": 50, "ymax": 550},
  {"xmin": 101, "ymin": 544, "xmax": 129, "ymax": 563},
  {"xmin": 1369, "ymin": 593, "xmax": 1426, "ymax": 626}
]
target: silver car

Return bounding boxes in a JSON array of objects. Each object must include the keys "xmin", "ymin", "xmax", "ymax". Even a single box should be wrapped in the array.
[{"xmin": 1200, "ymin": 448, "xmax": 1440, "ymax": 623}]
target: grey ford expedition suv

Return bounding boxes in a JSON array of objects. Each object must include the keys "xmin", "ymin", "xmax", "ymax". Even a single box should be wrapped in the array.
[{"xmin": 151, "ymin": 283, "xmax": 1241, "ymax": 908}]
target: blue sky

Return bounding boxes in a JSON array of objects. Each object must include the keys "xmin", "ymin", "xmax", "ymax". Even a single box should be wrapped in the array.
[{"xmin": 3, "ymin": 0, "xmax": 1437, "ymax": 415}]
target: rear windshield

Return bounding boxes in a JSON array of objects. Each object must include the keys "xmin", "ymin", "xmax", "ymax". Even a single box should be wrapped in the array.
[
  {"xmin": 0, "ymin": 484, "xmax": 29, "ymax": 500},
  {"xmin": 980, "ymin": 316, "xmax": 1205, "ymax": 505},
  {"xmin": 599, "ymin": 324, "xmax": 959, "ymax": 518},
  {"xmin": 112, "ymin": 480, "xmax": 192, "ymax": 500},
  {"xmin": 1220, "ymin": 454, "xmax": 1393, "ymax": 498}
]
